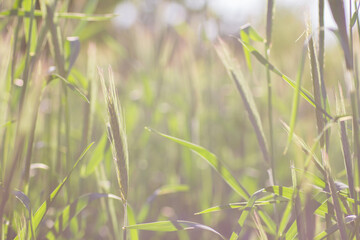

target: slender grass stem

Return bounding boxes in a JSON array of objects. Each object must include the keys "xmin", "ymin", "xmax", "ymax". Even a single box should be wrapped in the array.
[
  {"xmin": 18, "ymin": 0, "xmax": 35, "ymax": 113},
  {"xmin": 123, "ymin": 202, "xmax": 128, "ymax": 240},
  {"xmin": 265, "ymin": 0, "xmax": 275, "ymax": 186},
  {"xmin": 265, "ymin": 1, "xmax": 279, "ymax": 232}
]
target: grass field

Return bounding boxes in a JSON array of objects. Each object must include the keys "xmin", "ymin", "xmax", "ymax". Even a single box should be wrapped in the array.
[{"xmin": 1, "ymin": 0, "xmax": 360, "ymax": 239}]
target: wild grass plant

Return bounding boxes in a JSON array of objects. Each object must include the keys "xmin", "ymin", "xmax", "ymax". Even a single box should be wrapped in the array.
[{"xmin": 2, "ymin": 0, "xmax": 360, "ymax": 239}]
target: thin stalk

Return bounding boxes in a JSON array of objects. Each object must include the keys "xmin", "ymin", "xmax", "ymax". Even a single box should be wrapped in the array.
[
  {"xmin": 80, "ymin": 83, "xmax": 91, "ymax": 150},
  {"xmin": 351, "ymin": 91, "xmax": 360, "ymax": 208},
  {"xmin": 47, "ymin": 3, "xmax": 71, "ymax": 182},
  {"xmin": 349, "ymin": 0, "xmax": 353, "ymax": 62},
  {"xmin": 96, "ymin": 165, "xmax": 119, "ymax": 239},
  {"xmin": 349, "ymin": 3, "xmax": 360, "ymax": 237},
  {"xmin": 323, "ymin": 150, "xmax": 347, "ymax": 240},
  {"xmin": 10, "ymin": 8, "xmax": 23, "ymax": 86},
  {"xmin": 265, "ymin": 1, "xmax": 279, "ymax": 233},
  {"xmin": 18, "ymin": 0, "xmax": 35, "ymax": 112},
  {"xmin": 22, "ymin": 18, "xmax": 51, "ymax": 187},
  {"xmin": 318, "ymin": 0, "xmax": 329, "ymax": 149},
  {"xmin": 0, "ymin": 10, "xmax": 23, "ymax": 183},
  {"xmin": 265, "ymin": 0, "xmax": 276, "ymax": 186},
  {"xmin": 123, "ymin": 202, "xmax": 128, "ymax": 240},
  {"xmin": 348, "ymin": 5, "xmax": 360, "ymax": 236},
  {"xmin": 0, "ymin": 0, "xmax": 33, "ymax": 226},
  {"xmin": 56, "ymin": 87, "xmax": 63, "ymax": 175},
  {"xmin": 0, "ymin": 137, "xmax": 25, "ymax": 226}
]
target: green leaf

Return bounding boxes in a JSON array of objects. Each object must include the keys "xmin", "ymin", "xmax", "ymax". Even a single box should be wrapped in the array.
[
  {"xmin": 0, "ymin": 120, "xmax": 15, "ymax": 128},
  {"xmin": 309, "ymin": 37, "xmax": 326, "ymax": 148},
  {"xmin": 284, "ymin": 39, "xmax": 308, "ymax": 153},
  {"xmin": 146, "ymin": 128, "xmax": 249, "ymax": 200},
  {"xmin": 13, "ymin": 190, "xmax": 36, "ymax": 240},
  {"xmin": 281, "ymin": 121, "xmax": 325, "ymax": 175},
  {"xmin": 231, "ymin": 189, "xmax": 268, "ymax": 238},
  {"xmin": 238, "ymin": 39, "xmax": 332, "ymax": 120},
  {"xmin": 215, "ymin": 39, "xmax": 271, "ymax": 166},
  {"xmin": 350, "ymin": 10, "xmax": 358, "ymax": 27},
  {"xmin": 138, "ymin": 184, "xmax": 189, "ymax": 222},
  {"xmin": 313, "ymin": 215, "xmax": 357, "ymax": 240},
  {"xmin": 15, "ymin": 142, "xmax": 94, "ymax": 240},
  {"xmin": 293, "ymin": 168, "xmax": 326, "ymax": 189},
  {"xmin": 65, "ymin": 36, "xmax": 80, "ymax": 74},
  {"xmin": 277, "ymin": 200, "xmax": 292, "ymax": 238},
  {"xmin": 125, "ymin": 220, "xmax": 226, "ymax": 240},
  {"xmin": 256, "ymin": 209, "xmax": 277, "ymax": 236},
  {"xmin": 82, "ymin": 133, "xmax": 107, "ymax": 177},
  {"xmin": 73, "ymin": 0, "xmax": 100, "ymax": 35},
  {"xmin": 264, "ymin": 186, "xmax": 294, "ymax": 199},
  {"xmin": 195, "ymin": 203, "xmax": 247, "ymax": 215},
  {"xmin": 283, "ymin": 192, "xmax": 331, "ymax": 239},
  {"xmin": 127, "ymin": 204, "xmax": 139, "ymax": 240},
  {"xmin": 195, "ymin": 198, "xmax": 285, "ymax": 215},
  {"xmin": 0, "ymin": 9, "xmax": 116, "ymax": 21},
  {"xmin": 46, "ymin": 193, "xmax": 121, "ymax": 238},
  {"xmin": 22, "ymin": 0, "xmax": 37, "ymax": 55},
  {"xmin": 327, "ymin": 0, "xmax": 352, "ymax": 69},
  {"xmin": 239, "ymin": 24, "xmax": 265, "ymax": 72},
  {"xmin": 241, "ymin": 24, "xmax": 265, "ymax": 42},
  {"xmin": 52, "ymin": 73, "xmax": 90, "ymax": 103}
]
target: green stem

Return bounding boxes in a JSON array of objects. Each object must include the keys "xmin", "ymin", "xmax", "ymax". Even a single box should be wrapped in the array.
[{"xmin": 123, "ymin": 202, "xmax": 128, "ymax": 240}]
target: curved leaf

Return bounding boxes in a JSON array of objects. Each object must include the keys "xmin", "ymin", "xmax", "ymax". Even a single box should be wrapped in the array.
[
  {"xmin": 0, "ymin": 9, "xmax": 116, "ymax": 21},
  {"xmin": 238, "ymin": 38, "xmax": 332, "ymax": 120},
  {"xmin": 137, "ymin": 184, "xmax": 189, "ymax": 222},
  {"xmin": 46, "ymin": 193, "xmax": 121, "ymax": 239},
  {"xmin": 15, "ymin": 142, "xmax": 94, "ymax": 240},
  {"xmin": 125, "ymin": 220, "xmax": 226, "ymax": 240},
  {"xmin": 230, "ymin": 189, "xmax": 268, "ymax": 239},
  {"xmin": 215, "ymin": 39, "xmax": 271, "ymax": 166},
  {"xmin": 146, "ymin": 127, "xmax": 249, "ymax": 200},
  {"xmin": 313, "ymin": 215, "xmax": 357, "ymax": 240}
]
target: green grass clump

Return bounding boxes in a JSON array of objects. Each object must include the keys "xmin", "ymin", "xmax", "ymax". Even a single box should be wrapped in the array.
[{"xmin": 3, "ymin": 0, "xmax": 360, "ymax": 239}]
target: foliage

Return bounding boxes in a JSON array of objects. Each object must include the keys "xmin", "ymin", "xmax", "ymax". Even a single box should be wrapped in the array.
[{"xmin": 1, "ymin": 0, "xmax": 360, "ymax": 239}]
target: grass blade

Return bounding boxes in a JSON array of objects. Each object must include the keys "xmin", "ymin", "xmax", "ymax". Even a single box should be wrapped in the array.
[
  {"xmin": 195, "ymin": 199, "xmax": 284, "ymax": 215},
  {"xmin": 125, "ymin": 220, "xmax": 226, "ymax": 240},
  {"xmin": 284, "ymin": 39, "xmax": 308, "ymax": 153},
  {"xmin": 322, "ymin": 151, "xmax": 347, "ymax": 240},
  {"xmin": 51, "ymin": 73, "xmax": 90, "ymax": 103},
  {"xmin": 314, "ymin": 215, "xmax": 357, "ymax": 240},
  {"xmin": 337, "ymin": 86, "xmax": 355, "ymax": 199},
  {"xmin": 127, "ymin": 204, "xmax": 139, "ymax": 240},
  {"xmin": 65, "ymin": 36, "xmax": 80, "ymax": 74},
  {"xmin": 137, "ymin": 184, "xmax": 189, "ymax": 223},
  {"xmin": 230, "ymin": 189, "xmax": 268, "ymax": 238},
  {"xmin": 266, "ymin": 0, "xmax": 274, "ymax": 48},
  {"xmin": 15, "ymin": 142, "xmax": 94, "ymax": 240},
  {"xmin": 308, "ymin": 37, "xmax": 326, "ymax": 148},
  {"xmin": 147, "ymin": 128, "xmax": 250, "ymax": 200},
  {"xmin": 239, "ymin": 24, "xmax": 265, "ymax": 72},
  {"xmin": 327, "ymin": 0, "xmax": 353, "ymax": 69},
  {"xmin": 281, "ymin": 121, "xmax": 325, "ymax": 175},
  {"xmin": 82, "ymin": 133, "xmax": 107, "ymax": 177},
  {"xmin": 0, "ymin": 9, "xmax": 116, "ymax": 21},
  {"xmin": 238, "ymin": 37, "xmax": 332, "ymax": 119},
  {"xmin": 13, "ymin": 190, "xmax": 36, "ymax": 240},
  {"xmin": 265, "ymin": 0, "xmax": 276, "ymax": 188},
  {"xmin": 45, "ymin": 193, "xmax": 121, "ymax": 239},
  {"xmin": 318, "ymin": 0, "xmax": 330, "ymax": 151},
  {"xmin": 215, "ymin": 39, "xmax": 271, "ymax": 167}
]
